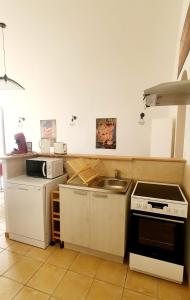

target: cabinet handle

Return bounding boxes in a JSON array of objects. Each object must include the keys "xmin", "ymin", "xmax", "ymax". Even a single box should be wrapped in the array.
[
  {"xmin": 73, "ymin": 190, "xmax": 88, "ymax": 196},
  {"xmin": 92, "ymin": 193, "xmax": 108, "ymax": 198}
]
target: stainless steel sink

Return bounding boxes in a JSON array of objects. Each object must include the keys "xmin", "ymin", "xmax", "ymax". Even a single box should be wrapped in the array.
[
  {"xmin": 91, "ymin": 177, "xmax": 132, "ymax": 193},
  {"xmin": 97, "ymin": 178, "xmax": 127, "ymax": 189}
]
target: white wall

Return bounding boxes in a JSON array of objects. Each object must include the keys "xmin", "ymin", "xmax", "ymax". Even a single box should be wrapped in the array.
[
  {"xmin": 0, "ymin": 0, "xmax": 183, "ymax": 155},
  {"xmin": 150, "ymin": 119, "xmax": 174, "ymax": 157}
]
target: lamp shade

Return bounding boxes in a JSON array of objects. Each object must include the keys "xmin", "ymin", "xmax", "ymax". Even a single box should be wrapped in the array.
[
  {"xmin": 0, "ymin": 75, "xmax": 24, "ymax": 90},
  {"xmin": 0, "ymin": 23, "xmax": 24, "ymax": 90}
]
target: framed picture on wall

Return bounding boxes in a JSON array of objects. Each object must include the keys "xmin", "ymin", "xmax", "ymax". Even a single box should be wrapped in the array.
[
  {"xmin": 96, "ymin": 118, "xmax": 117, "ymax": 149},
  {"xmin": 40, "ymin": 119, "xmax": 56, "ymax": 140}
]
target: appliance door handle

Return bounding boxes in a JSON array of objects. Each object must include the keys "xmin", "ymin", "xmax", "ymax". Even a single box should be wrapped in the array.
[
  {"xmin": 42, "ymin": 162, "xmax": 46, "ymax": 177},
  {"xmin": 133, "ymin": 213, "xmax": 185, "ymax": 224},
  {"xmin": 73, "ymin": 190, "xmax": 88, "ymax": 196},
  {"xmin": 92, "ymin": 193, "xmax": 108, "ymax": 198}
]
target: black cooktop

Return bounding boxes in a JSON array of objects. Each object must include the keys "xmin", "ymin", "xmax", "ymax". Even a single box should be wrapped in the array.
[{"xmin": 134, "ymin": 182, "xmax": 185, "ymax": 202}]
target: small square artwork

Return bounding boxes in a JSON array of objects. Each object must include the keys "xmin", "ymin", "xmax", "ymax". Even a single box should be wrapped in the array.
[
  {"xmin": 96, "ymin": 118, "xmax": 116, "ymax": 149},
  {"xmin": 40, "ymin": 119, "xmax": 56, "ymax": 140}
]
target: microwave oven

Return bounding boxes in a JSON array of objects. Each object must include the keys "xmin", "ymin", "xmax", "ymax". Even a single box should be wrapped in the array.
[{"xmin": 26, "ymin": 157, "xmax": 64, "ymax": 179}]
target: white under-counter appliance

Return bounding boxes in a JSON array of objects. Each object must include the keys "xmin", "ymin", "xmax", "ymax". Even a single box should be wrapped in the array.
[
  {"xmin": 129, "ymin": 181, "xmax": 188, "ymax": 284},
  {"xmin": 6, "ymin": 174, "xmax": 67, "ymax": 248},
  {"xmin": 26, "ymin": 157, "xmax": 64, "ymax": 179}
]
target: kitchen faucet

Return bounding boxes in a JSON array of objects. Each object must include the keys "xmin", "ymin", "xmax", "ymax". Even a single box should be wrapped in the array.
[{"xmin": 114, "ymin": 169, "xmax": 120, "ymax": 179}]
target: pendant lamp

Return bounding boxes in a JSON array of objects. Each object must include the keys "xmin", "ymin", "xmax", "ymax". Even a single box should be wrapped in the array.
[{"xmin": 0, "ymin": 23, "xmax": 24, "ymax": 90}]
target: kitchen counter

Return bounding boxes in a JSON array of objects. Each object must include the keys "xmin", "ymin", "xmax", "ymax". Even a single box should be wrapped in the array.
[
  {"xmin": 0, "ymin": 152, "xmax": 186, "ymax": 208},
  {"xmin": 60, "ymin": 176, "xmax": 132, "ymax": 194},
  {"xmin": 7, "ymin": 174, "xmax": 68, "ymax": 187},
  {"xmin": 34, "ymin": 153, "xmax": 186, "ymax": 162},
  {"xmin": 0, "ymin": 152, "xmax": 185, "ymax": 187},
  {"xmin": 0, "ymin": 152, "xmax": 38, "ymax": 160},
  {"xmin": 1, "ymin": 152, "xmax": 185, "ymax": 162}
]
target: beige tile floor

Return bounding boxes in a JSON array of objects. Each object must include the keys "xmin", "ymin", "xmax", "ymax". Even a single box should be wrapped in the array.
[{"xmin": 0, "ymin": 191, "xmax": 189, "ymax": 299}]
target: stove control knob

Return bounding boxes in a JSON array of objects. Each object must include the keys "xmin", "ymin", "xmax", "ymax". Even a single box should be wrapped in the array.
[
  {"xmin": 174, "ymin": 208, "xmax": 178, "ymax": 215},
  {"xmin": 143, "ymin": 204, "xmax": 147, "ymax": 210},
  {"xmin": 167, "ymin": 208, "xmax": 171, "ymax": 214},
  {"xmin": 147, "ymin": 204, "xmax": 151, "ymax": 210}
]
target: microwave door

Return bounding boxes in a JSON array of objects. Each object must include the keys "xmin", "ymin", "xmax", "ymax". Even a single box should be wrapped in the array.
[{"xmin": 26, "ymin": 160, "xmax": 46, "ymax": 178}]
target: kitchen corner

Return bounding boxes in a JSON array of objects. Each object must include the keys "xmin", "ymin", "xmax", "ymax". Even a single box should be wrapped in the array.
[
  {"xmin": 0, "ymin": 152, "xmax": 189, "ymax": 299},
  {"xmin": 0, "ymin": 1, "xmax": 190, "ymax": 298},
  {"xmin": 1, "ymin": 153, "xmax": 187, "ymax": 235}
]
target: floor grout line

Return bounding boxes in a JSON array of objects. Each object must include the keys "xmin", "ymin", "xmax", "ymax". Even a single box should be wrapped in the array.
[
  {"xmin": 12, "ymin": 285, "xmax": 51, "ymax": 299},
  {"xmin": 50, "ymin": 269, "xmax": 71, "ymax": 298},
  {"xmin": 84, "ymin": 277, "xmax": 95, "ymax": 300}
]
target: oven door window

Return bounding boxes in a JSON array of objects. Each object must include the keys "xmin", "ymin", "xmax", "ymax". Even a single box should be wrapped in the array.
[
  {"xmin": 129, "ymin": 211, "xmax": 185, "ymax": 265},
  {"xmin": 139, "ymin": 218, "xmax": 174, "ymax": 250}
]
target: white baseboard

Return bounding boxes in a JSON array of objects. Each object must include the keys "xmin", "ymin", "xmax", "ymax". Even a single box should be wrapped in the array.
[{"xmin": 9, "ymin": 233, "xmax": 47, "ymax": 249}]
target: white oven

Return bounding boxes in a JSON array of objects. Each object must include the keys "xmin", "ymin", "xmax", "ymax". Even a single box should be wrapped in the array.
[{"xmin": 129, "ymin": 181, "xmax": 188, "ymax": 283}]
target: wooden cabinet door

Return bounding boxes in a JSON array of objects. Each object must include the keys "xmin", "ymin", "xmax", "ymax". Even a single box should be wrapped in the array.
[
  {"xmin": 60, "ymin": 188, "xmax": 90, "ymax": 247},
  {"xmin": 90, "ymin": 192, "xmax": 126, "ymax": 256}
]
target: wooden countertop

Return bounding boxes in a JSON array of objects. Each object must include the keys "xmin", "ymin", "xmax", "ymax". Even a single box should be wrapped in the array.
[
  {"xmin": 38, "ymin": 153, "xmax": 186, "ymax": 162},
  {"xmin": 0, "ymin": 152, "xmax": 38, "ymax": 160},
  {"xmin": 0, "ymin": 152, "xmax": 186, "ymax": 163}
]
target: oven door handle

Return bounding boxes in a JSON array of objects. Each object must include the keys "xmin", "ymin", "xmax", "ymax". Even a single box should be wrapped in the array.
[{"xmin": 132, "ymin": 213, "xmax": 185, "ymax": 224}]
